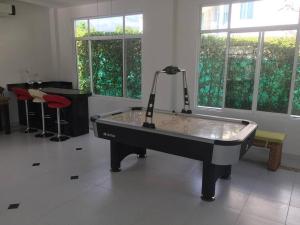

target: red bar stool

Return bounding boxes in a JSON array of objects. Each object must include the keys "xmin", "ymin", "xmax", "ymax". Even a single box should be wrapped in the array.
[
  {"xmin": 12, "ymin": 87, "xmax": 37, "ymax": 133},
  {"xmin": 43, "ymin": 94, "xmax": 71, "ymax": 142},
  {"xmin": 28, "ymin": 89, "xmax": 53, "ymax": 138}
]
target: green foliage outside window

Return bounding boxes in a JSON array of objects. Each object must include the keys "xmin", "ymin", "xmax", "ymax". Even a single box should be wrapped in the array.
[
  {"xmin": 90, "ymin": 27, "xmax": 123, "ymax": 37},
  {"xmin": 292, "ymin": 57, "xmax": 300, "ymax": 115},
  {"xmin": 75, "ymin": 20, "xmax": 88, "ymax": 38},
  {"xmin": 92, "ymin": 40, "xmax": 123, "ymax": 97},
  {"xmin": 198, "ymin": 33, "xmax": 227, "ymax": 108},
  {"xmin": 75, "ymin": 15, "xmax": 143, "ymax": 99},
  {"xmin": 198, "ymin": 32, "xmax": 298, "ymax": 114},
  {"xmin": 226, "ymin": 34, "xmax": 258, "ymax": 110},
  {"xmin": 89, "ymin": 26, "xmax": 143, "ymax": 37},
  {"xmin": 258, "ymin": 32, "xmax": 296, "ymax": 113},
  {"xmin": 76, "ymin": 40, "xmax": 90, "ymax": 92},
  {"xmin": 126, "ymin": 39, "xmax": 142, "ymax": 99}
]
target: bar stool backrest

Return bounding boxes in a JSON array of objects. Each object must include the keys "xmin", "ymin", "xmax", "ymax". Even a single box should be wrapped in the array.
[
  {"xmin": 12, "ymin": 88, "xmax": 32, "ymax": 101},
  {"xmin": 28, "ymin": 89, "xmax": 47, "ymax": 103},
  {"xmin": 43, "ymin": 95, "xmax": 71, "ymax": 109}
]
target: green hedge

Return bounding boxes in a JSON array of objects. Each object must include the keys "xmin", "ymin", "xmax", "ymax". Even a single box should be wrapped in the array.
[
  {"xmin": 198, "ymin": 34, "xmax": 299, "ymax": 114},
  {"xmin": 76, "ymin": 22, "xmax": 142, "ymax": 99}
]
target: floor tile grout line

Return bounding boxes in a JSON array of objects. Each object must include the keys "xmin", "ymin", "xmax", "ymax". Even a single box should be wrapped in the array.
[
  {"xmin": 284, "ymin": 172, "xmax": 296, "ymax": 225},
  {"xmin": 234, "ymin": 168, "xmax": 271, "ymax": 225},
  {"xmin": 245, "ymin": 188, "xmax": 292, "ymax": 224},
  {"xmin": 31, "ymin": 182, "xmax": 108, "ymax": 224},
  {"xmin": 234, "ymin": 188, "xmax": 252, "ymax": 225}
]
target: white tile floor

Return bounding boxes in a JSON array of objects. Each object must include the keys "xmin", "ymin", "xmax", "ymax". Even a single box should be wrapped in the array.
[{"xmin": 0, "ymin": 130, "xmax": 299, "ymax": 225}]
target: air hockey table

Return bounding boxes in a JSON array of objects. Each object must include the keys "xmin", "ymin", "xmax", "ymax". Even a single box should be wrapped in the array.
[{"xmin": 91, "ymin": 107, "xmax": 257, "ymax": 201}]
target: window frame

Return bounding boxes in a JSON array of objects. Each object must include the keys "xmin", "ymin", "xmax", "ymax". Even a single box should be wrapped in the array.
[
  {"xmin": 197, "ymin": 1, "xmax": 300, "ymax": 116},
  {"xmin": 73, "ymin": 13, "xmax": 143, "ymax": 101}
]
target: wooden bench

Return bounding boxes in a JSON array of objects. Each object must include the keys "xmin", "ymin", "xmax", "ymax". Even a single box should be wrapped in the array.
[{"xmin": 253, "ymin": 130, "xmax": 286, "ymax": 171}]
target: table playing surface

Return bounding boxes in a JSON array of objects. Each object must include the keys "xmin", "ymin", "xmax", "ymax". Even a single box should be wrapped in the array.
[{"xmin": 102, "ymin": 110, "xmax": 247, "ymax": 141}]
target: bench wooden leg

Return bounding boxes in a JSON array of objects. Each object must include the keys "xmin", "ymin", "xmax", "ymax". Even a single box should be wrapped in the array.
[{"xmin": 268, "ymin": 143, "xmax": 282, "ymax": 171}]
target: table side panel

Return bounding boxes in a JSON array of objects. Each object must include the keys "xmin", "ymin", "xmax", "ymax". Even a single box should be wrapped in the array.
[{"xmin": 97, "ymin": 123, "xmax": 214, "ymax": 162}]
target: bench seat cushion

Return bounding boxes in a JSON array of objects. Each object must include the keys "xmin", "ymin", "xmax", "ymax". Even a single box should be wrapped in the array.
[{"xmin": 255, "ymin": 130, "xmax": 286, "ymax": 144}]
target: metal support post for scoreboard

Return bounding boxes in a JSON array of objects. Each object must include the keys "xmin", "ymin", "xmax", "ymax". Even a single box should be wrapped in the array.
[
  {"xmin": 182, "ymin": 71, "xmax": 192, "ymax": 114},
  {"xmin": 143, "ymin": 66, "xmax": 192, "ymax": 129}
]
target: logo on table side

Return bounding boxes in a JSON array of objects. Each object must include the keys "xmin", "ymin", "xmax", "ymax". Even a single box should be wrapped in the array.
[{"xmin": 103, "ymin": 132, "xmax": 116, "ymax": 138}]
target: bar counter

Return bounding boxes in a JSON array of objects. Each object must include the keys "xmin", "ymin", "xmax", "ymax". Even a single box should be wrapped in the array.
[{"xmin": 7, "ymin": 82, "xmax": 91, "ymax": 137}]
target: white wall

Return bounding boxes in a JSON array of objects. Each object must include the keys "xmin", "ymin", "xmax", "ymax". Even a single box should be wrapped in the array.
[
  {"xmin": 53, "ymin": 0, "xmax": 177, "ymax": 116},
  {"xmin": 0, "ymin": 1, "xmax": 54, "ymax": 123},
  {"xmin": 175, "ymin": 0, "xmax": 300, "ymax": 156}
]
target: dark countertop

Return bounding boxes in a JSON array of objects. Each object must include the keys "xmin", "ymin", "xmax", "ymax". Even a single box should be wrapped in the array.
[
  {"xmin": 7, "ymin": 82, "xmax": 91, "ymax": 97},
  {"xmin": 7, "ymin": 81, "xmax": 73, "ymax": 91},
  {"xmin": 42, "ymin": 88, "xmax": 91, "ymax": 96}
]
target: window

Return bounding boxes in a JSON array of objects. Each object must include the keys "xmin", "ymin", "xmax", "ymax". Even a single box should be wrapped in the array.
[
  {"xmin": 292, "ymin": 46, "xmax": 300, "ymax": 115},
  {"xmin": 75, "ymin": 14, "xmax": 143, "ymax": 99},
  {"xmin": 240, "ymin": 2, "xmax": 254, "ymax": 20},
  {"xmin": 92, "ymin": 39, "xmax": 123, "ymax": 97},
  {"xmin": 75, "ymin": 20, "xmax": 88, "ymax": 38},
  {"xmin": 201, "ymin": 5, "xmax": 229, "ymax": 30},
  {"xmin": 226, "ymin": 32, "xmax": 259, "ymax": 110},
  {"xmin": 231, "ymin": 0, "xmax": 299, "ymax": 28},
  {"xmin": 76, "ymin": 40, "xmax": 90, "ymax": 93},
  {"xmin": 198, "ymin": 0, "xmax": 300, "ymax": 115},
  {"xmin": 90, "ymin": 16, "xmax": 123, "ymax": 36},
  {"xmin": 198, "ymin": 33, "xmax": 227, "ymax": 108},
  {"xmin": 258, "ymin": 31, "xmax": 296, "ymax": 113}
]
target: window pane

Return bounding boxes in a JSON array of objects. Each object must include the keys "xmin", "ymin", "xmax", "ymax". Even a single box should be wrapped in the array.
[
  {"xmin": 201, "ymin": 5, "xmax": 229, "ymax": 30},
  {"xmin": 76, "ymin": 40, "xmax": 90, "ymax": 92},
  {"xmin": 92, "ymin": 40, "xmax": 123, "ymax": 96},
  {"xmin": 292, "ymin": 47, "xmax": 300, "ymax": 115},
  {"xmin": 75, "ymin": 20, "xmax": 88, "ymax": 38},
  {"xmin": 225, "ymin": 32, "xmax": 259, "ymax": 110},
  {"xmin": 126, "ymin": 38, "xmax": 142, "ymax": 99},
  {"xmin": 125, "ymin": 14, "xmax": 143, "ymax": 35},
  {"xmin": 90, "ymin": 16, "xmax": 123, "ymax": 36},
  {"xmin": 231, "ymin": 0, "xmax": 300, "ymax": 28},
  {"xmin": 198, "ymin": 33, "xmax": 227, "ymax": 107},
  {"xmin": 258, "ymin": 30, "xmax": 297, "ymax": 113}
]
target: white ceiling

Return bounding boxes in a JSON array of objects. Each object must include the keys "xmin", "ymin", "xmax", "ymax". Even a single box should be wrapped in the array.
[{"xmin": 19, "ymin": 0, "xmax": 99, "ymax": 7}]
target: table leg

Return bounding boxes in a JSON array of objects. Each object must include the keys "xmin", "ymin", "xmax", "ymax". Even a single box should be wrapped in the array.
[
  {"xmin": 138, "ymin": 148, "xmax": 147, "ymax": 158},
  {"xmin": 268, "ymin": 143, "xmax": 282, "ymax": 171},
  {"xmin": 221, "ymin": 165, "xmax": 232, "ymax": 180},
  {"xmin": 111, "ymin": 141, "xmax": 122, "ymax": 172},
  {"xmin": 110, "ymin": 141, "xmax": 146, "ymax": 172},
  {"xmin": 201, "ymin": 162, "xmax": 232, "ymax": 201},
  {"xmin": 201, "ymin": 162, "xmax": 218, "ymax": 201}
]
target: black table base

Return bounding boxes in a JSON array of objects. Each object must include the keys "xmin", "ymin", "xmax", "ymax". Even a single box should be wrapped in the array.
[
  {"xmin": 201, "ymin": 162, "xmax": 232, "ymax": 201},
  {"xmin": 109, "ymin": 140, "xmax": 232, "ymax": 201},
  {"xmin": 0, "ymin": 103, "xmax": 11, "ymax": 134}
]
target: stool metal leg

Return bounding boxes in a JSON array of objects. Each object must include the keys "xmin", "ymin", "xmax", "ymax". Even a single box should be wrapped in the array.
[
  {"xmin": 50, "ymin": 108, "xmax": 69, "ymax": 142},
  {"xmin": 57, "ymin": 108, "xmax": 61, "ymax": 138},
  {"xmin": 35, "ymin": 103, "xmax": 53, "ymax": 138},
  {"xmin": 24, "ymin": 100, "xmax": 37, "ymax": 133}
]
